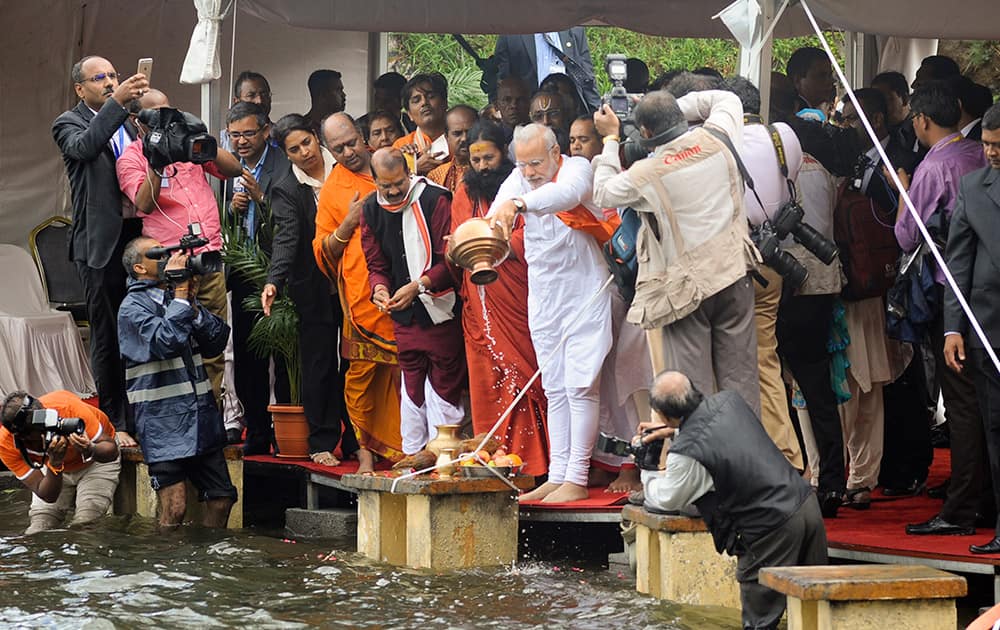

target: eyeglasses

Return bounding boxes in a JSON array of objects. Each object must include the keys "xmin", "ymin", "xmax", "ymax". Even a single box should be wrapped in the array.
[
  {"xmin": 515, "ymin": 158, "xmax": 547, "ymax": 170},
  {"xmin": 229, "ymin": 127, "xmax": 264, "ymax": 140},
  {"xmin": 79, "ymin": 72, "xmax": 118, "ymax": 84}
]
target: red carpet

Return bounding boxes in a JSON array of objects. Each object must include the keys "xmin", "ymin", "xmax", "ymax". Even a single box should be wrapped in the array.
[
  {"xmin": 825, "ymin": 448, "xmax": 1000, "ymax": 564},
  {"xmin": 519, "ymin": 486, "xmax": 628, "ymax": 510},
  {"xmin": 244, "ymin": 453, "xmax": 392, "ymax": 478}
]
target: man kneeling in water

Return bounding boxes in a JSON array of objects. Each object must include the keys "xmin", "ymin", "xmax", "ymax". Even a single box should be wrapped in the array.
[{"xmin": 0, "ymin": 390, "xmax": 121, "ymax": 534}]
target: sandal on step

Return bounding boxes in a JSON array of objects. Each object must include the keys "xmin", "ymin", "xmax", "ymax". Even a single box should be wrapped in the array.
[
  {"xmin": 309, "ymin": 451, "xmax": 341, "ymax": 467},
  {"xmin": 845, "ymin": 487, "xmax": 871, "ymax": 510}
]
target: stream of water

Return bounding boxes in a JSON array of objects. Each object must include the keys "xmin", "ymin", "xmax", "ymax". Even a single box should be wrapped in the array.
[{"xmin": 0, "ymin": 488, "xmax": 742, "ymax": 629}]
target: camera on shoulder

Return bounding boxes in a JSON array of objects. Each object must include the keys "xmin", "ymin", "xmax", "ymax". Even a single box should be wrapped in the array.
[{"xmin": 138, "ymin": 107, "xmax": 217, "ymax": 171}]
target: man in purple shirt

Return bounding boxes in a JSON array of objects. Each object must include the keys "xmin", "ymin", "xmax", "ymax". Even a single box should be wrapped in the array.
[{"xmin": 890, "ymin": 84, "xmax": 989, "ymax": 537}]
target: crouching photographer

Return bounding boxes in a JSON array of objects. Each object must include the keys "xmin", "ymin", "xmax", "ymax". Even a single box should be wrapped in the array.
[
  {"xmin": 0, "ymin": 391, "xmax": 120, "ymax": 534},
  {"xmin": 117, "ymin": 238, "xmax": 236, "ymax": 529},
  {"xmin": 639, "ymin": 371, "xmax": 827, "ymax": 630},
  {"xmin": 117, "ymin": 89, "xmax": 242, "ymax": 405}
]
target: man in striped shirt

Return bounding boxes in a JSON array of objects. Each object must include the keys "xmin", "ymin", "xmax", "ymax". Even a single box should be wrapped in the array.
[{"xmin": 117, "ymin": 237, "xmax": 236, "ymax": 529}]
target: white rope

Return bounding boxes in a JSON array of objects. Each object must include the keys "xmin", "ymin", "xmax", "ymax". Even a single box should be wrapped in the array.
[
  {"xmin": 798, "ymin": 0, "xmax": 1000, "ymax": 378},
  {"xmin": 390, "ymin": 274, "xmax": 615, "ymax": 493},
  {"xmin": 228, "ymin": 0, "xmax": 238, "ymax": 102}
]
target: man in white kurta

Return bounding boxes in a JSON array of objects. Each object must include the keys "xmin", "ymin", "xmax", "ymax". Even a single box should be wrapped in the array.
[{"xmin": 490, "ymin": 124, "xmax": 613, "ymax": 503}]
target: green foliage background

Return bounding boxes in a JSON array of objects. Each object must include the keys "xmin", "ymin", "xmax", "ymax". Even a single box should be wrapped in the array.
[
  {"xmin": 388, "ymin": 29, "xmax": 999, "ymax": 111},
  {"xmin": 388, "ymin": 29, "xmax": 844, "ymax": 110}
]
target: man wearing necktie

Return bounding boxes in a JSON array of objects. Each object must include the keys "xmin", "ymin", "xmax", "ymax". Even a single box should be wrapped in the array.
[{"xmin": 52, "ymin": 56, "xmax": 149, "ymax": 448}]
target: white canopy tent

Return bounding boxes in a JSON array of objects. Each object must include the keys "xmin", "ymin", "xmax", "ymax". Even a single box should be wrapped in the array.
[{"xmin": 1, "ymin": 0, "xmax": 997, "ymax": 251}]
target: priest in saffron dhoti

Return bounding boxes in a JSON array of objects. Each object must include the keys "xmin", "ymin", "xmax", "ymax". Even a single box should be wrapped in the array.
[
  {"xmin": 489, "ymin": 123, "xmax": 614, "ymax": 503},
  {"xmin": 314, "ymin": 113, "xmax": 403, "ymax": 473},
  {"xmin": 450, "ymin": 120, "xmax": 549, "ymax": 477},
  {"xmin": 361, "ymin": 148, "xmax": 466, "ymax": 454}
]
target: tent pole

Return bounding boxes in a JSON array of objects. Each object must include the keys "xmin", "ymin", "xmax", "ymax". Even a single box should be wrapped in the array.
[
  {"xmin": 367, "ymin": 32, "xmax": 388, "ymax": 112},
  {"xmin": 739, "ymin": 0, "xmax": 777, "ymax": 121}
]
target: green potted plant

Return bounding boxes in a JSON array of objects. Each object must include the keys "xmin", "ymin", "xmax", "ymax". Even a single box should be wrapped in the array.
[{"xmin": 220, "ymin": 202, "xmax": 309, "ymax": 458}]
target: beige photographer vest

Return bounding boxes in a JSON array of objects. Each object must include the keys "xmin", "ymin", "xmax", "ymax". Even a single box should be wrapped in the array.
[{"xmin": 626, "ymin": 126, "xmax": 760, "ymax": 329}]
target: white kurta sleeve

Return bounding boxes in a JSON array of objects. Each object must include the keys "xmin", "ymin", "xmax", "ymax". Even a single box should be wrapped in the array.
[
  {"xmin": 592, "ymin": 140, "xmax": 644, "ymax": 210},
  {"xmin": 676, "ymin": 90, "xmax": 744, "ymax": 148},
  {"xmin": 641, "ymin": 452, "xmax": 715, "ymax": 511},
  {"xmin": 518, "ymin": 155, "xmax": 593, "ymax": 215}
]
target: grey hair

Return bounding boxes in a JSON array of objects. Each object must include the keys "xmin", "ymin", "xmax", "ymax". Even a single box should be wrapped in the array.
[
  {"xmin": 122, "ymin": 236, "xmax": 152, "ymax": 279},
  {"xmin": 512, "ymin": 123, "xmax": 558, "ymax": 153},
  {"xmin": 71, "ymin": 56, "xmax": 99, "ymax": 83}
]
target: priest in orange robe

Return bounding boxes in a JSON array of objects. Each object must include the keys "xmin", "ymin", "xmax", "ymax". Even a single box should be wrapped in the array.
[
  {"xmin": 450, "ymin": 121, "xmax": 549, "ymax": 477},
  {"xmin": 314, "ymin": 113, "xmax": 403, "ymax": 472}
]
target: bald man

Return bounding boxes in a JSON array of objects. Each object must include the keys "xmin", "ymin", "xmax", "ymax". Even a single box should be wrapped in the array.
[
  {"xmin": 428, "ymin": 105, "xmax": 479, "ymax": 192},
  {"xmin": 52, "ymin": 55, "xmax": 150, "ymax": 447},
  {"xmin": 639, "ymin": 371, "xmax": 827, "ymax": 630},
  {"xmin": 116, "ymin": 89, "xmax": 243, "ymax": 404},
  {"xmin": 360, "ymin": 148, "xmax": 466, "ymax": 454},
  {"xmin": 496, "ymin": 77, "xmax": 531, "ymax": 127},
  {"xmin": 315, "ymin": 114, "xmax": 403, "ymax": 471}
]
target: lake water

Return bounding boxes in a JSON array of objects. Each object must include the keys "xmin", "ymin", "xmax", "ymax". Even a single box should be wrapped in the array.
[{"xmin": 0, "ymin": 488, "xmax": 741, "ymax": 629}]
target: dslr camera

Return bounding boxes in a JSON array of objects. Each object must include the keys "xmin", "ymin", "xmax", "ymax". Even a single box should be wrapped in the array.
[
  {"xmin": 145, "ymin": 222, "xmax": 223, "ymax": 282},
  {"xmin": 25, "ymin": 409, "xmax": 85, "ymax": 440},
  {"xmin": 602, "ymin": 54, "xmax": 647, "ymax": 167},
  {"xmin": 752, "ymin": 200, "xmax": 839, "ymax": 289},
  {"xmin": 596, "ymin": 431, "xmax": 665, "ymax": 471},
  {"xmin": 139, "ymin": 107, "xmax": 217, "ymax": 171}
]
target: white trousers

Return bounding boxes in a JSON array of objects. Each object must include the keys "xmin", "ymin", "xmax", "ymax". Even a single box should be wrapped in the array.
[
  {"xmin": 400, "ymin": 371, "xmax": 465, "ymax": 454},
  {"xmin": 545, "ymin": 382, "xmax": 601, "ymax": 486}
]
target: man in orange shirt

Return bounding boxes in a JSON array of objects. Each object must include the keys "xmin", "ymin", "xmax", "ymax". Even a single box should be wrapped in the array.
[
  {"xmin": 0, "ymin": 390, "xmax": 120, "ymax": 534},
  {"xmin": 393, "ymin": 74, "xmax": 449, "ymax": 176},
  {"xmin": 428, "ymin": 105, "xmax": 478, "ymax": 193},
  {"xmin": 315, "ymin": 113, "xmax": 403, "ymax": 473}
]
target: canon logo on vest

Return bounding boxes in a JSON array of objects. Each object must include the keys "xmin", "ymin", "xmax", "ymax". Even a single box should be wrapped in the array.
[{"xmin": 662, "ymin": 144, "xmax": 702, "ymax": 165}]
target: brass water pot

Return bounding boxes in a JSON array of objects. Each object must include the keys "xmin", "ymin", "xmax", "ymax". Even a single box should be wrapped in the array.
[{"xmin": 448, "ymin": 217, "xmax": 510, "ymax": 285}]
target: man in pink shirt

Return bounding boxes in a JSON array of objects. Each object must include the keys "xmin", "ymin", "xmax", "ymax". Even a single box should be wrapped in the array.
[{"xmin": 116, "ymin": 89, "xmax": 242, "ymax": 402}]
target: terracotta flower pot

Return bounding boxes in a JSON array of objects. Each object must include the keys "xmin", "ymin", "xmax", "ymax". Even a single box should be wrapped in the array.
[{"xmin": 269, "ymin": 404, "xmax": 309, "ymax": 459}]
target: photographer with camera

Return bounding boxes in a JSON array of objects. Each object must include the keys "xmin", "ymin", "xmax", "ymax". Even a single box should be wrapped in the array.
[
  {"xmin": 0, "ymin": 390, "xmax": 120, "ymax": 535},
  {"xmin": 117, "ymin": 89, "xmax": 242, "ymax": 404},
  {"xmin": 592, "ymin": 88, "xmax": 761, "ymax": 420},
  {"xmin": 638, "ymin": 371, "xmax": 827, "ymax": 630},
  {"xmin": 117, "ymin": 237, "xmax": 236, "ymax": 529}
]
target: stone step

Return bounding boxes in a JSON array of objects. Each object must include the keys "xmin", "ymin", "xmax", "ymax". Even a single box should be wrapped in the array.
[{"xmin": 285, "ymin": 507, "xmax": 358, "ymax": 539}]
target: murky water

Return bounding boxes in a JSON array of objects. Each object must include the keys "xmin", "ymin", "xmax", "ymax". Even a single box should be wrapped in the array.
[{"xmin": 0, "ymin": 488, "xmax": 740, "ymax": 629}]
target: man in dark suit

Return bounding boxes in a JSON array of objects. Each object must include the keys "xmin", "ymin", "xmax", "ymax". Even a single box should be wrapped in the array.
[
  {"xmin": 943, "ymin": 103, "xmax": 1000, "ymax": 554},
  {"xmin": 224, "ymin": 102, "xmax": 291, "ymax": 453},
  {"xmin": 494, "ymin": 28, "xmax": 600, "ymax": 113},
  {"xmin": 51, "ymin": 56, "xmax": 149, "ymax": 447}
]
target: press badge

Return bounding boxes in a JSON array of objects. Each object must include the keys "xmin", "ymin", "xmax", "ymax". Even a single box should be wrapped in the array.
[{"xmin": 161, "ymin": 177, "xmax": 170, "ymax": 189}]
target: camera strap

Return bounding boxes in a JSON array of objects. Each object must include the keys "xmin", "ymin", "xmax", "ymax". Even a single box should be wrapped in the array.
[
  {"xmin": 13, "ymin": 436, "xmax": 45, "ymax": 470},
  {"xmin": 766, "ymin": 124, "xmax": 798, "ymax": 200},
  {"xmin": 704, "ymin": 126, "xmax": 767, "ymax": 215}
]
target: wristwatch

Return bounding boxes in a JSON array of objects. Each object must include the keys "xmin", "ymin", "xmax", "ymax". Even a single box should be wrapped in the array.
[
  {"xmin": 416, "ymin": 279, "xmax": 428, "ymax": 294},
  {"xmin": 512, "ymin": 198, "xmax": 526, "ymax": 212}
]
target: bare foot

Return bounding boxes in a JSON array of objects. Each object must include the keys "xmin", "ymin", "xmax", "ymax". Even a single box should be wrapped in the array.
[
  {"xmin": 518, "ymin": 481, "xmax": 561, "ymax": 502},
  {"xmin": 607, "ymin": 467, "xmax": 642, "ymax": 493},
  {"xmin": 356, "ymin": 448, "xmax": 375, "ymax": 475},
  {"xmin": 309, "ymin": 451, "xmax": 341, "ymax": 467},
  {"xmin": 587, "ymin": 466, "xmax": 616, "ymax": 488},
  {"xmin": 115, "ymin": 431, "xmax": 139, "ymax": 448},
  {"xmin": 541, "ymin": 482, "xmax": 590, "ymax": 503}
]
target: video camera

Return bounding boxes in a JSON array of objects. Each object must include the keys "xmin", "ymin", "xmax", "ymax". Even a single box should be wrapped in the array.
[
  {"xmin": 752, "ymin": 200, "xmax": 839, "ymax": 289},
  {"xmin": 602, "ymin": 54, "xmax": 647, "ymax": 167},
  {"xmin": 138, "ymin": 107, "xmax": 217, "ymax": 171},
  {"xmin": 596, "ymin": 431, "xmax": 665, "ymax": 471},
  {"xmin": 145, "ymin": 222, "xmax": 223, "ymax": 282}
]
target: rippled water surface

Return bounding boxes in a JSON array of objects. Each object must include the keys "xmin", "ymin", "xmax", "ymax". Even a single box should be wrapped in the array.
[{"xmin": 0, "ymin": 488, "xmax": 740, "ymax": 629}]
